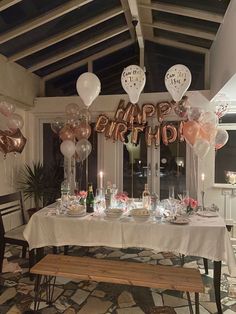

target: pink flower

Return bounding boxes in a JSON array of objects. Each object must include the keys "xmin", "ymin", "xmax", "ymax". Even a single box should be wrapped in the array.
[
  {"xmin": 78, "ymin": 191, "xmax": 87, "ymax": 198},
  {"xmin": 189, "ymin": 198, "xmax": 198, "ymax": 209},
  {"xmin": 183, "ymin": 197, "xmax": 190, "ymax": 206},
  {"xmin": 115, "ymin": 192, "xmax": 129, "ymax": 202}
]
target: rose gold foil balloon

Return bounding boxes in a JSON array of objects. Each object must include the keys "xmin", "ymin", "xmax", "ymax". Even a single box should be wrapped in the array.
[
  {"xmin": 0, "ymin": 101, "xmax": 15, "ymax": 117},
  {"xmin": 182, "ymin": 121, "xmax": 200, "ymax": 146},
  {"xmin": 95, "ymin": 115, "xmax": 109, "ymax": 133},
  {"xmin": 74, "ymin": 122, "xmax": 91, "ymax": 140},
  {"xmin": 0, "ymin": 129, "xmax": 26, "ymax": 154},
  {"xmin": 113, "ymin": 122, "xmax": 128, "ymax": 142},
  {"xmin": 7, "ymin": 113, "xmax": 24, "ymax": 130},
  {"xmin": 59, "ymin": 125, "xmax": 75, "ymax": 141},
  {"xmin": 157, "ymin": 102, "xmax": 172, "ymax": 122},
  {"xmin": 145, "ymin": 126, "xmax": 160, "ymax": 148},
  {"xmin": 141, "ymin": 103, "xmax": 155, "ymax": 124},
  {"xmin": 162, "ymin": 124, "xmax": 178, "ymax": 145},
  {"xmin": 105, "ymin": 121, "xmax": 116, "ymax": 139},
  {"xmin": 131, "ymin": 125, "xmax": 145, "ymax": 145},
  {"xmin": 51, "ymin": 117, "xmax": 64, "ymax": 134}
]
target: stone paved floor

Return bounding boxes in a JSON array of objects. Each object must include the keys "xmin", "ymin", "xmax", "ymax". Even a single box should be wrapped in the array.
[{"xmin": 0, "ymin": 245, "xmax": 236, "ymax": 313}]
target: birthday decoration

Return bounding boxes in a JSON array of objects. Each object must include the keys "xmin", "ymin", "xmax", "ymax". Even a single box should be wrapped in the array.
[
  {"xmin": 121, "ymin": 65, "xmax": 146, "ymax": 104},
  {"xmin": 0, "ymin": 101, "xmax": 26, "ymax": 157},
  {"xmin": 76, "ymin": 72, "xmax": 101, "ymax": 108},
  {"xmin": 165, "ymin": 64, "xmax": 192, "ymax": 102}
]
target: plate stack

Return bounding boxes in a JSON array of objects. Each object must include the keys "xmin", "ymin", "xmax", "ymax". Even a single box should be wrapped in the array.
[{"xmin": 131, "ymin": 208, "xmax": 150, "ymax": 222}]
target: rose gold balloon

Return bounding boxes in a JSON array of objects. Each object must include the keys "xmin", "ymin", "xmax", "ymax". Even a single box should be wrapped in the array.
[
  {"xmin": 7, "ymin": 113, "xmax": 24, "ymax": 130},
  {"xmin": 105, "ymin": 121, "xmax": 116, "ymax": 139},
  {"xmin": 74, "ymin": 122, "xmax": 91, "ymax": 140},
  {"xmin": 141, "ymin": 103, "xmax": 155, "ymax": 124},
  {"xmin": 199, "ymin": 123, "xmax": 217, "ymax": 143},
  {"xmin": 162, "ymin": 124, "xmax": 178, "ymax": 145},
  {"xmin": 131, "ymin": 125, "xmax": 145, "ymax": 145},
  {"xmin": 157, "ymin": 102, "xmax": 172, "ymax": 122},
  {"xmin": 113, "ymin": 122, "xmax": 128, "ymax": 142},
  {"xmin": 0, "ymin": 129, "xmax": 26, "ymax": 154},
  {"xmin": 59, "ymin": 125, "xmax": 75, "ymax": 141},
  {"xmin": 95, "ymin": 115, "xmax": 109, "ymax": 133},
  {"xmin": 178, "ymin": 121, "xmax": 185, "ymax": 142},
  {"xmin": 182, "ymin": 121, "xmax": 200, "ymax": 146},
  {"xmin": 145, "ymin": 126, "xmax": 160, "ymax": 148}
]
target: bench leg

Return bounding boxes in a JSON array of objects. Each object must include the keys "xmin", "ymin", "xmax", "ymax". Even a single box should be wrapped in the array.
[
  {"xmin": 214, "ymin": 261, "xmax": 222, "ymax": 314},
  {"xmin": 203, "ymin": 258, "xmax": 208, "ymax": 275},
  {"xmin": 186, "ymin": 292, "xmax": 193, "ymax": 314},
  {"xmin": 34, "ymin": 274, "xmax": 42, "ymax": 312},
  {"xmin": 44, "ymin": 275, "xmax": 56, "ymax": 305},
  {"xmin": 195, "ymin": 293, "xmax": 199, "ymax": 314}
]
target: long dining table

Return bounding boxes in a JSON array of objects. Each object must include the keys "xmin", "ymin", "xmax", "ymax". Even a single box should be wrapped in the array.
[{"xmin": 23, "ymin": 206, "xmax": 236, "ymax": 314}]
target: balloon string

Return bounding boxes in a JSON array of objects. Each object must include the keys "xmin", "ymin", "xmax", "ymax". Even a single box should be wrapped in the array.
[{"xmin": 3, "ymin": 155, "xmax": 7, "ymax": 183}]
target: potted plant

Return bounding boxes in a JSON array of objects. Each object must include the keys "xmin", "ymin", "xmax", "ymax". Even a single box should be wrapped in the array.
[{"xmin": 18, "ymin": 162, "xmax": 45, "ymax": 217}]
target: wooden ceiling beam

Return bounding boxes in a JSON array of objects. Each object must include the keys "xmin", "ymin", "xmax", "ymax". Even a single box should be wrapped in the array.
[
  {"xmin": 146, "ymin": 36, "xmax": 208, "ymax": 54},
  {"xmin": 143, "ymin": 21, "xmax": 215, "ymax": 41},
  {"xmin": 44, "ymin": 39, "xmax": 134, "ymax": 81},
  {"xmin": 127, "ymin": 0, "xmax": 144, "ymax": 67},
  {"xmin": 28, "ymin": 25, "xmax": 130, "ymax": 72},
  {"xmin": 139, "ymin": 3, "xmax": 223, "ymax": 23},
  {"xmin": 120, "ymin": 0, "xmax": 136, "ymax": 41},
  {"xmin": 0, "ymin": 0, "xmax": 22, "ymax": 11},
  {"xmin": 9, "ymin": 7, "xmax": 124, "ymax": 62},
  {"xmin": 0, "ymin": 0, "xmax": 93, "ymax": 44}
]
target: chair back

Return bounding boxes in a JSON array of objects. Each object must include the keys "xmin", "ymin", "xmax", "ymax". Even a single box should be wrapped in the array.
[{"xmin": 0, "ymin": 192, "xmax": 25, "ymax": 235}]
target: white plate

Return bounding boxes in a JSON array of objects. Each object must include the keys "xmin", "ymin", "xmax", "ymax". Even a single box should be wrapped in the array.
[
  {"xmin": 67, "ymin": 211, "xmax": 87, "ymax": 217},
  {"xmin": 197, "ymin": 211, "xmax": 218, "ymax": 218},
  {"xmin": 169, "ymin": 218, "xmax": 190, "ymax": 225}
]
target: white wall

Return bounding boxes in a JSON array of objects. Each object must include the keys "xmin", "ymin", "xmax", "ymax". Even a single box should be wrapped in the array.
[
  {"xmin": 0, "ymin": 54, "xmax": 41, "ymax": 196},
  {"xmin": 210, "ymin": 0, "xmax": 236, "ymax": 99}
]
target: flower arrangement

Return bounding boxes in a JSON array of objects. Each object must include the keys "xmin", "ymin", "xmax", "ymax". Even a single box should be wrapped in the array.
[
  {"xmin": 78, "ymin": 190, "xmax": 87, "ymax": 205},
  {"xmin": 182, "ymin": 197, "xmax": 198, "ymax": 214},
  {"xmin": 115, "ymin": 192, "xmax": 129, "ymax": 202}
]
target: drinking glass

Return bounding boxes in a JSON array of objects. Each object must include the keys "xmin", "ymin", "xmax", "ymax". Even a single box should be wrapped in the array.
[{"xmin": 169, "ymin": 186, "xmax": 175, "ymax": 199}]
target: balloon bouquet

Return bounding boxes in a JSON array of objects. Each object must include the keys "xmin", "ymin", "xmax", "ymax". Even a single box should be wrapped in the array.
[
  {"xmin": 51, "ymin": 72, "xmax": 101, "ymax": 175},
  {"xmin": 165, "ymin": 64, "xmax": 229, "ymax": 158},
  {"xmin": 0, "ymin": 101, "xmax": 26, "ymax": 157}
]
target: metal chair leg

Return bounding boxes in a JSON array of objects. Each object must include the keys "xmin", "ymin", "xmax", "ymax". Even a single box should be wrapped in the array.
[
  {"xmin": 195, "ymin": 293, "xmax": 199, "ymax": 314},
  {"xmin": 186, "ymin": 292, "xmax": 193, "ymax": 314},
  {"xmin": 34, "ymin": 274, "xmax": 42, "ymax": 312}
]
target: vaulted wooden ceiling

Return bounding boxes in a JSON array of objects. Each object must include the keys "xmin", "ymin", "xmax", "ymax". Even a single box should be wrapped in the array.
[{"xmin": 0, "ymin": 0, "xmax": 231, "ymax": 96}]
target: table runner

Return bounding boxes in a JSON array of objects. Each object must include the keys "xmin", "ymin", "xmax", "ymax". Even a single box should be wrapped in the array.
[{"xmin": 23, "ymin": 207, "xmax": 236, "ymax": 276}]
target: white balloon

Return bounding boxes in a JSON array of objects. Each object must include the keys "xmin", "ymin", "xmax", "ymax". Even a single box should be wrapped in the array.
[
  {"xmin": 165, "ymin": 64, "xmax": 192, "ymax": 102},
  {"xmin": 121, "ymin": 65, "xmax": 146, "ymax": 104},
  {"xmin": 60, "ymin": 140, "xmax": 75, "ymax": 159},
  {"xmin": 193, "ymin": 138, "xmax": 210, "ymax": 159},
  {"xmin": 76, "ymin": 72, "xmax": 101, "ymax": 107}
]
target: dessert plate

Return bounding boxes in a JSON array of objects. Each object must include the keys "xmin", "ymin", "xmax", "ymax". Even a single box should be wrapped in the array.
[
  {"xmin": 197, "ymin": 211, "xmax": 218, "ymax": 218},
  {"xmin": 169, "ymin": 217, "xmax": 190, "ymax": 225}
]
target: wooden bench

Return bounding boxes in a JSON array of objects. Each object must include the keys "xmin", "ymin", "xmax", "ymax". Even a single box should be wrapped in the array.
[{"xmin": 31, "ymin": 254, "xmax": 204, "ymax": 313}]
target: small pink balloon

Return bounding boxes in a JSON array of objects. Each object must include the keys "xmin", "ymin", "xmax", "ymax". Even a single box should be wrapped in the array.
[
  {"xmin": 74, "ymin": 122, "xmax": 91, "ymax": 140},
  {"xmin": 0, "ymin": 101, "xmax": 15, "ymax": 117},
  {"xmin": 7, "ymin": 113, "xmax": 24, "ymax": 130}
]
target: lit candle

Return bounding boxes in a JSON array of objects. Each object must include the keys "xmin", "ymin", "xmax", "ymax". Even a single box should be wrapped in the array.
[
  {"xmin": 99, "ymin": 171, "xmax": 103, "ymax": 189},
  {"xmin": 201, "ymin": 173, "xmax": 205, "ymax": 192}
]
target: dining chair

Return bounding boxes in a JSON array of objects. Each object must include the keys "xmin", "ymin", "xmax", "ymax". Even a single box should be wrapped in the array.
[{"xmin": 0, "ymin": 191, "xmax": 35, "ymax": 273}]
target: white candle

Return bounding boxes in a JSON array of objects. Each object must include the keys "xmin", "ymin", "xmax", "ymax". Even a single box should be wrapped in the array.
[
  {"xmin": 201, "ymin": 173, "xmax": 205, "ymax": 191},
  {"xmin": 99, "ymin": 171, "xmax": 103, "ymax": 189}
]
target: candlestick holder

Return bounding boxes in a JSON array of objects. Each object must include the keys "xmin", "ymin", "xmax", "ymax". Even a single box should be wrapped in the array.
[{"xmin": 201, "ymin": 190, "xmax": 205, "ymax": 210}]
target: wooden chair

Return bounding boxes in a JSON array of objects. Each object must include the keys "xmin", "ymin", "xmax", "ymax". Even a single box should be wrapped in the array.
[{"xmin": 0, "ymin": 191, "xmax": 35, "ymax": 273}]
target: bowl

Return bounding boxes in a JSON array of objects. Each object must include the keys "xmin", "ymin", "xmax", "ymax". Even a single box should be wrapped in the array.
[
  {"xmin": 104, "ymin": 208, "xmax": 123, "ymax": 219},
  {"xmin": 67, "ymin": 204, "xmax": 86, "ymax": 216},
  {"xmin": 131, "ymin": 208, "xmax": 150, "ymax": 222}
]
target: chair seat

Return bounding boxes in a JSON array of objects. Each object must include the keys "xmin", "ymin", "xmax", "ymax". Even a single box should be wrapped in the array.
[{"xmin": 5, "ymin": 225, "xmax": 26, "ymax": 242}]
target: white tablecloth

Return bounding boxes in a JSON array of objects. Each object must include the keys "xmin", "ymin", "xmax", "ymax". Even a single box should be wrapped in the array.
[{"xmin": 23, "ymin": 207, "xmax": 236, "ymax": 276}]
